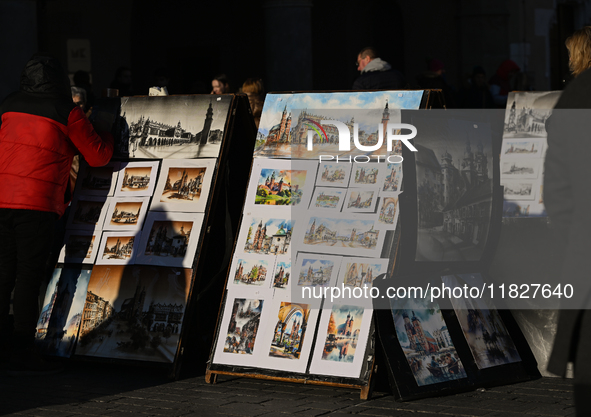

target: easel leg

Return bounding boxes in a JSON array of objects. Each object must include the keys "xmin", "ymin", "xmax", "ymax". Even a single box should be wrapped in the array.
[
  {"xmin": 360, "ymin": 385, "xmax": 370, "ymax": 400},
  {"xmin": 205, "ymin": 370, "xmax": 218, "ymax": 384}
]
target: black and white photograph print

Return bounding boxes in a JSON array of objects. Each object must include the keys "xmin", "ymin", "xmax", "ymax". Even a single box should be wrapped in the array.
[
  {"xmin": 75, "ymin": 161, "xmax": 120, "ymax": 197},
  {"xmin": 135, "ymin": 212, "xmax": 204, "ymax": 268},
  {"xmin": 114, "ymin": 161, "xmax": 160, "ymax": 197},
  {"xmin": 118, "ymin": 95, "xmax": 232, "ymax": 159},
  {"xmin": 103, "ymin": 197, "xmax": 150, "ymax": 231},
  {"xmin": 150, "ymin": 159, "xmax": 216, "ymax": 213},
  {"xmin": 67, "ymin": 196, "xmax": 110, "ymax": 231},
  {"xmin": 96, "ymin": 231, "xmax": 142, "ymax": 265},
  {"xmin": 503, "ymin": 91, "xmax": 561, "ymax": 138},
  {"xmin": 415, "ymin": 119, "xmax": 494, "ymax": 262}
]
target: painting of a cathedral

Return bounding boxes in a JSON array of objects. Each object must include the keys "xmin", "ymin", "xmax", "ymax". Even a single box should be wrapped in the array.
[
  {"xmin": 223, "ymin": 298, "xmax": 264, "ymax": 355},
  {"xmin": 243, "ymin": 217, "xmax": 294, "ymax": 255},
  {"xmin": 273, "ymin": 260, "xmax": 291, "ymax": 289},
  {"xmin": 297, "ymin": 258, "xmax": 334, "ymax": 287},
  {"xmin": 321, "ymin": 305, "xmax": 364, "ymax": 363},
  {"xmin": 255, "ymin": 169, "xmax": 305, "ymax": 205},
  {"xmin": 503, "ymin": 91, "xmax": 561, "ymax": 138},
  {"xmin": 269, "ymin": 302, "xmax": 310, "ymax": 360},
  {"xmin": 117, "ymin": 95, "xmax": 231, "ymax": 159},
  {"xmin": 161, "ymin": 167, "xmax": 205, "ymax": 203},
  {"xmin": 415, "ymin": 135, "xmax": 493, "ymax": 262},
  {"xmin": 391, "ymin": 296, "xmax": 467, "ymax": 386},
  {"xmin": 341, "ymin": 261, "xmax": 386, "ymax": 288},
  {"xmin": 232, "ymin": 258, "xmax": 269, "ymax": 286},
  {"xmin": 144, "ymin": 221, "xmax": 192, "ymax": 258}
]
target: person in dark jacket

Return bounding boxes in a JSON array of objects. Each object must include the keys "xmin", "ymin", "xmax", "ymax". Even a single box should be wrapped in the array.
[
  {"xmin": 352, "ymin": 47, "xmax": 406, "ymax": 90},
  {"xmin": 545, "ymin": 26, "xmax": 591, "ymax": 415},
  {"xmin": 0, "ymin": 54, "xmax": 113, "ymax": 375},
  {"xmin": 416, "ymin": 58, "xmax": 457, "ymax": 108}
]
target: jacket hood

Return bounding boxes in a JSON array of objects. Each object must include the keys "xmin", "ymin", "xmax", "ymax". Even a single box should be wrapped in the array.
[
  {"xmin": 20, "ymin": 54, "xmax": 71, "ymax": 97},
  {"xmin": 362, "ymin": 57, "xmax": 392, "ymax": 73}
]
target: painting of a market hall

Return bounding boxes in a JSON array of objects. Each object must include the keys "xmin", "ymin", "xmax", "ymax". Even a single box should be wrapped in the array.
[
  {"xmin": 416, "ymin": 138, "xmax": 492, "ymax": 261},
  {"xmin": 262, "ymin": 101, "xmax": 393, "ymax": 147}
]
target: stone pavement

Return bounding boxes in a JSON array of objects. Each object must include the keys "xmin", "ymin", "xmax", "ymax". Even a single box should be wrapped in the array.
[{"xmin": 0, "ymin": 362, "xmax": 576, "ymax": 417}]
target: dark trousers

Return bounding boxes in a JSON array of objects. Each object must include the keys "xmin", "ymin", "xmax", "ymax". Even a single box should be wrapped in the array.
[{"xmin": 0, "ymin": 208, "xmax": 57, "ymax": 349}]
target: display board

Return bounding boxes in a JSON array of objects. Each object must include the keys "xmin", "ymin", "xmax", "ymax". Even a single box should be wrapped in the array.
[
  {"xmin": 35, "ymin": 94, "xmax": 257, "ymax": 377},
  {"xmin": 372, "ymin": 108, "xmax": 540, "ymax": 401},
  {"xmin": 206, "ymin": 90, "xmax": 437, "ymax": 399}
]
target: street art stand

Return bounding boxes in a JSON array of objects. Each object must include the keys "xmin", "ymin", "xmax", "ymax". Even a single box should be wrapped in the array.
[
  {"xmin": 373, "ymin": 109, "xmax": 541, "ymax": 401},
  {"xmin": 205, "ymin": 89, "xmax": 440, "ymax": 400},
  {"xmin": 37, "ymin": 94, "xmax": 257, "ymax": 379}
]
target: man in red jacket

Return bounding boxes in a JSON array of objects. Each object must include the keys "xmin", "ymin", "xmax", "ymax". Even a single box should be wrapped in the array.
[{"xmin": 0, "ymin": 54, "xmax": 113, "ymax": 375}]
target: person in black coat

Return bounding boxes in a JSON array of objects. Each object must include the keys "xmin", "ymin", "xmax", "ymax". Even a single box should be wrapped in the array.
[
  {"xmin": 545, "ymin": 26, "xmax": 591, "ymax": 415},
  {"xmin": 352, "ymin": 47, "xmax": 406, "ymax": 90}
]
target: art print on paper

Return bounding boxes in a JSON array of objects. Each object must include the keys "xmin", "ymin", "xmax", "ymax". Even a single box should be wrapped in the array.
[
  {"xmin": 269, "ymin": 302, "xmax": 310, "ymax": 360},
  {"xmin": 296, "ymin": 256, "xmax": 339, "ymax": 288},
  {"xmin": 35, "ymin": 268, "xmax": 91, "ymax": 357},
  {"xmin": 272, "ymin": 258, "xmax": 291, "ymax": 289},
  {"xmin": 254, "ymin": 91, "xmax": 423, "ymax": 159},
  {"xmin": 391, "ymin": 296, "xmax": 467, "ymax": 386},
  {"xmin": 136, "ymin": 212, "xmax": 204, "ymax": 268},
  {"xmin": 230, "ymin": 257, "xmax": 271, "ymax": 287},
  {"xmin": 114, "ymin": 162, "xmax": 159, "ymax": 197},
  {"xmin": 242, "ymin": 215, "xmax": 294, "ymax": 256},
  {"xmin": 118, "ymin": 95, "xmax": 232, "ymax": 158},
  {"xmin": 501, "ymin": 160, "xmax": 540, "ymax": 179},
  {"xmin": 500, "ymin": 139, "xmax": 545, "ymax": 159},
  {"xmin": 76, "ymin": 162, "xmax": 119, "ymax": 197},
  {"xmin": 309, "ymin": 187, "xmax": 346, "ymax": 211},
  {"xmin": 442, "ymin": 273, "xmax": 521, "ymax": 369},
  {"xmin": 350, "ymin": 163, "xmax": 383, "ymax": 187},
  {"xmin": 502, "ymin": 181, "xmax": 535, "ymax": 200},
  {"xmin": 67, "ymin": 196, "xmax": 110, "ymax": 231},
  {"xmin": 415, "ymin": 119, "xmax": 493, "ymax": 262},
  {"xmin": 103, "ymin": 197, "xmax": 150, "ymax": 231},
  {"xmin": 96, "ymin": 232, "xmax": 141, "ymax": 265},
  {"xmin": 382, "ymin": 163, "xmax": 402, "ymax": 192},
  {"xmin": 59, "ymin": 231, "xmax": 99, "ymax": 264},
  {"xmin": 503, "ymin": 91, "xmax": 561, "ymax": 138},
  {"xmin": 150, "ymin": 159, "xmax": 216, "ymax": 213},
  {"xmin": 316, "ymin": 163, "xmax": 352, "ymax": 187},
  {"xmin": 377, "ymin": 193, "xmax": 400, "ymax": 229},
  {"xmin": 301, "ymin": 214, "xmax": 382, "ymax": 257},
  {"xmin": 321, "ymin": 305, "xmax": 364, "ymax": 363},
  {"xmin": 223, "ymin": 298, "xmax": 264, "ymax": 355},
  {"xmin": 75, "ymin": 265, "xmax": 191, "ymax": 363},
  {"xmin": 338, "ymin": 258, "xmax": 388, "ymax": 288},
  {"xmin": 255, "ymin": 168, "xmax": 307, "ymax": 205},
  {"xmin": 343, "ymin": 188, "xmax": 378, "ymax": 213}
]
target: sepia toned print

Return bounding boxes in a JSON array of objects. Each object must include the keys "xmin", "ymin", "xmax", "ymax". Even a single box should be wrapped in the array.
[
  {"xmin": 110, "ymin": 201, "xmax": 142, "ymax": 226},
  {"xmin": 102, "ymin": 235, "xmax": 137, "ymax": 260},
  {"xmin": 160, "ymin": 167, "xmax": 205, "ymax": 203},
  {"xmin": 255, "ymin": 169, "xmax": 306, "ymax": 205},
  {"xmin": 223, "ymin": 298, "xmax": 264, "ymax": 354},
  {"xmin": 145, "ymin": 221, "xmax": 193, "ymax": 258},
  {"xmin": 71, "ymin": 199, "xmax": 107, "ymax": 227},
  {"xmin": 321, "ymin": 305, "xmax": 364, "ymax": 363},
  {"xmin": 269, "ymin": 302, "xmax": 310, "ymax": 360},
  {"xmin": 65, "ymin": 234, "xmax": 95, "ymax": 259},
  {"xmin": 121, "ymin": 167, "xmax": 151, "ymax": 192},
  {"xmin": 81, "ymin": 166, "xmax": 114, "ymax": 191}
]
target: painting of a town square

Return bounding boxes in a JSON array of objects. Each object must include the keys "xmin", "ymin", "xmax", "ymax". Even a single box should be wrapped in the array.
[
  {"xmin": 35, "ymin": 268, "xmax": 91, "ymax": 357},
  {"xmin": 223, "ymin": 298, "xmax": 264, "ymax": 355},
  {"xmin": 503, "ymin": 91, "xmax": 560, "ymax": 138},
  {"xmin": 77, "ymin": 162, "xmax": 119, "ymax": 196},
  {"xmin": 442, "ymin": 273, "xmax": 521, "ymax": 369},
  {"xmin": 316, "ymin": 163, "xmax": 351, "ymax": 187},
  {"xmin": 415, "ymin": 119, "xmax": 494, "ymax": 262},
  {"xmin": 343, "ymin": 189, "xmax": 378, "ymax": 213},
  {"xmin": 60, "ymin": 231, "xmax": 98, "ymax": 264},
  {"xmin": 253, "ymin": 91, "xmax": 423, "ymax": 159},
  {"xmin": 382, "ymin": 163, "xmax": 402, "ymax": 192},
  {"xmin": 272, "ymin": 259, "xmax": 291, "ymax": 289},
  {"xmin": 96, "ymin": 232, "xmax": 140, "ymax": 265},
  {"xmin": 309, "ymin": 187, "xmax": 346, "ymax": 211},
  {"xmin": 74, "ymin": 265, "xmax": 192, "ymax": 363},
  {"xmin": 338, "ymin": 258, "xmax": 388, "ymax": 288},
  {"xmin": 68, "ymin": 197, "xmax": 109, "ymax": 230},
  {"xmin": 321, "ymin": 305, "xmax": 365, "ymax": 363},
  {"xmin": 391, "ymin": 296, "xmax": 467, "ymax": 386},
  {"xmin": 137, "ymin": 212, "xmax": 203, "ymax": 268},
  {"xmin": 104, "ymin": 198, "xmax": 149, "ymax": 231},
  {"xmin": 241, "ymin": 215, "xmax": 294, "ymax": 255},
  {"xmin": 231, "ymin": 257, "xmax": 271, "ymax": 287},
  {"xmin": 377, "ymin": 194, "xmax": 399, "ymax": 228},
  {"xmin": 117, "ymin": 95, "xmax": 232, "ymax": 158},
  {"xmin": 269, "ymin": 302, "xmax": 310, "ymax": 360},
  {"xmin": 302, "ymin": 214, "xmax": 382, "ymax": 257},
  {"xmin": 296, "ymin": 256, "xmax": 338, "ymax": 287},
  {"xmin": 115, "ymin": 162, "xmax": 159, "ymax": 197}
]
